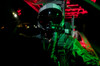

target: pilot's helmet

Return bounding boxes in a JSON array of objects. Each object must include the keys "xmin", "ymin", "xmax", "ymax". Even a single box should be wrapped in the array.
[{"xmin": 37, "ymin": 3, "xmax": 64, "ymax": 30}]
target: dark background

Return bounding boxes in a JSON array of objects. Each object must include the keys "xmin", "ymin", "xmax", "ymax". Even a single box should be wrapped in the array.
[{"xmin": 0, "ymin": 0, "xmax": 100, "ymax": 65}]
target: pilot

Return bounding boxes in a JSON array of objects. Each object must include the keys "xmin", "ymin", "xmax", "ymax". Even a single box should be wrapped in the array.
[{"xmin": 37, "ymin": 3, "xmax": 100, "ymax": 66}]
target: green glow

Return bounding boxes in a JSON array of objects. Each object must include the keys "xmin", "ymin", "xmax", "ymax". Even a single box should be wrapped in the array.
[
  {"xmin": 51, "ymin": 26, "xmax": 55, "ymax": 29},
  {"xmin": 57, "ymin": 33, "xmax": 99, "ymax": 65},
  {"xmin": 84, "ymin": 0, "xmax": 100, "ymax": 10},
  {"xmin": 58, "ymin": 61, "xmax": 60, "ymax": 66},
  {"xmin": 51, "ymin": 32, "xmax": 57, "ymax": 60},
  {"xmin": 47, "ymin": 43, "xmax": 51, "ymax": 50},
  {"xmin": 73, "ymin": 39, "xmax": 99, "ymax": 65},
  {"xmin": 60, "ymin": 18, "xmax": 64, "ymax": 27},
  {"xmin": 79, "ymin": 32, "xmax": 99, "ymax": 58},
  {"xmin": 57, "ymin": 13, "xmax": 59, "ymax": 16}
]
